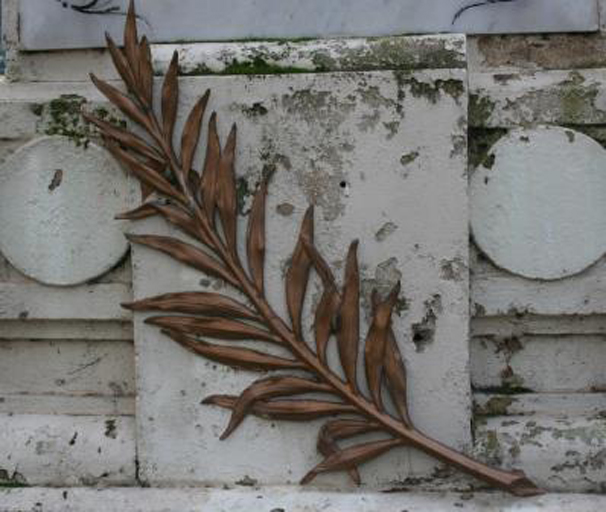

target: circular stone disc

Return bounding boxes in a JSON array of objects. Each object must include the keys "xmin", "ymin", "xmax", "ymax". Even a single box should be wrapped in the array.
[
  {"xmin": 471, "ymin": 126, "xmax": 606, "ymax": 280},
  {"xmin": 0, "ymin": 136, "xmax": 139, "ymax": 286}
]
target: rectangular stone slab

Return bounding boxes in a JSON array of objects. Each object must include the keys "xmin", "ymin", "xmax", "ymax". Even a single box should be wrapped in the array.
[
  {"xmin": 18, "ymin": 0, "xmax": 598, "ymax": 50},
  {"xmin": 130, "ymin": 44, "xmax": 469, "ymax": 486}
]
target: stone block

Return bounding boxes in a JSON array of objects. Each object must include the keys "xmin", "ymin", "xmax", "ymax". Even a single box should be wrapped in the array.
[{"xmin": 130, "ymin": 49, "xmax": 470, "ymax": 486}]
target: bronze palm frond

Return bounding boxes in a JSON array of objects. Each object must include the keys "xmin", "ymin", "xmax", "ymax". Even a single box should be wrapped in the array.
[{"xmin": 85, "ymin": 0, "xmax": 542, "ymax": 497}]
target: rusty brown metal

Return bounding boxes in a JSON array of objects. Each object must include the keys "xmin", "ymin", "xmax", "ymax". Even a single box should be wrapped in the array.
[{"xmin": 87, "ymin": 0, "xmax": 544, "ymax": 497}]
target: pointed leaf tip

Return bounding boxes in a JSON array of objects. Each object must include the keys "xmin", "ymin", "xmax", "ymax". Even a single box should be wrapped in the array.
[
  {"xmin": 181, "ymin": 89, "xmax": 211, "ymax": 179},
  {"xmin": 216, "ymin": 119, "xmax": 238, "ymax": 253},
  {"xmin": 219, "ymin": 376, "xmax": 332, "ymax": 440},
  {"xmin": 338, "ymin": 239, "xmax": 360, "ymax": 389},
  {"xmin": 161, "ymin": 51, "xmax": 180, "ymax": 143},
  {"xmin": 364, "ymin": 281, "xmax": 399, "ymax": 409},
  {"xmin": 247, "ymin": 177, "xmax": 270, "ymax": 292},
  {"xmin": 285, "ymin": 207, "xmax": 315, "ymax": 340}
]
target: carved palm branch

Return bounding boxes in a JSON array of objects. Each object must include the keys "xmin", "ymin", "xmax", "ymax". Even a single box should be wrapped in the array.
[{"xmin": 86, "ymin": 1, "xmax": 543, "ymax": 496}]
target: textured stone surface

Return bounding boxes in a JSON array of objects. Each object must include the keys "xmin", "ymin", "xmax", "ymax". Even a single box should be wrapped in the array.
[
  {"xmin": 2, "ymin": 488, "xmax": 606, "ymax": 512},
  {"xmin": 471, "ymin": 126, "xmax": 606, "ymax": 280},
  {"xmin": 0, "ymin": 136, "xmax": 138, "ymax": 286},
  {"xmin": 131, "ymin": 65, "xmax": 469, "ymax": 486},
  {"xmin": 476, "ymin": 415, "xmax": 606, "ymax": 493},
  {"xmin": 18, "ymin": 0, "xmax": 598, "ymax": 51},
  {"xmin": 0, "ymin": 414, "xmax": 136, "ymax": 486}
]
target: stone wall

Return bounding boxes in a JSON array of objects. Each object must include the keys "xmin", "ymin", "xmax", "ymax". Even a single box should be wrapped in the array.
[{"xmin": 2, "ymin": 0, "xmax": 606, "ymax": 508}]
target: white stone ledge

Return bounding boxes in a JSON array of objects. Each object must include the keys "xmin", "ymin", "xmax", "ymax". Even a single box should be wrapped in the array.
[
  {"xmin": 0, "ymin": 320, "xmax": 133, "ymax": 340},
  {"xmin": 4, "ymin": 34, "xmax": 465, "ymax": 83},
  {"xmin": 0, "ymin": 488, "xmax": 605, "ymax": 512},
  {"xmin": 469, "ymin": 69, "xmax": 606, "ymax": 127},
  {"xmin": 0, "ymin": 283, "xmax": 132, "ymax": 321}
]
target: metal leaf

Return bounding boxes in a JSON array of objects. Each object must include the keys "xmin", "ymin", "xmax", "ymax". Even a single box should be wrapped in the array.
[
  {"xmin": 124, "ymin": 0, "xmax": 139, "ymax": 78},
  {"xmin": 83, "ymin": 112, "xmax": 163, "ymax": 162},
  {"xmin": 384, "ymin": 328, "xmax": 412, "ymax": 427},
  {"xmin": 123, "ymin": 291, "xmax": 259, "ymax": 321},
  {"xmin": 146, "ymin": 316, "xmax": 281, "ymax": 344},
  {"xmin": 246, "ymin": 177, "xmax": 269, "ymax": 293},
  {"xmin": 370, "ymin": 289, "xmax": 411, "ymax": 426},
  {"xmin": 161, "ymin": 51, "xmax": 179, "ymax": 144},
  {"xmin": 364, "ymin": 282, "xmax": 400, "ymax": 409},
  {"xmin": 302, "ymin": 238, "xmax": 340, "ymax": 363},
  {"xmin": 126, "ymin": 234, "xmax": 237, "ymax": 286},
  {"xmin": 320, "ymin": 419, "xmax": 380, "ymax": 441},
  {"xmin": 314, "ymin": 288, "xmax": 340, "ymax": 365},
  {"xmin": 215, "ymin": 376, "xmax": 332, "ymax": 440},
  {"xmin": 338, "ymin": 241, "xmax": 360, "ymax": 390},
  {"xmin": 217, "ymin": 124, "xmax": 238, "ymax": 253},
  {"xmin": 115, "ymin": 202, "xmax": 159, "ymax": 221},
  {"xmin": 147, "ymin": 203, "xmax": 202, "ymax": 241},
  {"xmin": 301, "ymin": 236, "xmax": 337, "ymax": 289},
  {"xmin": 301, "ymin": 438, "xmax": 403, "ymax": 485},
  {"xmin": 163, "ymin": 330, "xmax": 305, "ymax": 372},
  {"xmin": 138, "ymin": 36, "xmax": 154, "ymax": 105},
  {"xmin": 107, "ymin": 143, "xmax": 185, "ymax": 202},
  {"xmin": 90, "ymin": 74, "xmax": 151, "ymax": 131},
  {"xmin": 181, "ymin": 90, "xmax": 211, "ymax": 181},
  {"xmin": 204, "ymin": 395, "xmax": 357, "ymax": 421},
  {"xmin": 105, "ymin": 33, "xmax": 136, "ymax": 92},
  {"xmin": 317, "ymin": 419, "xmax": 381, "ymax": 485},
  {"xmin": 285, "ymin": 207, "xmax": 314, "ymax": 340},
  {"xmin": 200, "ymin": 113, "xmax": 221, "ymax": 219}
]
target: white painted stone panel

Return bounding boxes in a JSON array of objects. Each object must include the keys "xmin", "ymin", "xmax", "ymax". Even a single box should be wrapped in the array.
[
  {"xmin": 471, "ymin": 261, "xmax": 606, "ymax": 317},
  {"xmin": 0, "ymin": 339, "xmax": 135, "ymax": 397},
  {"xmin": 0, "ymin": 137, "xmax": 139, "ymax": 286},
  {"xmin": 0, "ymin": 414, "xmax": 136, "ymax": 486},
  {"xmin": 0, "ymin": 283, "xmax": 131, "ymax": 321},
  {"xmin": 18, "ymin": 0, "xmax": 598, "ymax": 51},
  {"xmin": 471, "ymin": 335, "xmax": 606, "ymax": 393},
  {"xmin": 469, "ymin": 69, "xmax": 606, "ymax": 128},
  {"xmin": 131, "ymin": 67, "xmax": 469, "ymax": 486},
  {"xmin": 472, "ymin": 315, "xmax": 606, "ymax": 338},
  {"xmin": 0, "ymin": 320, "xmax": 132, "ymax": 341},
  {"xmin": 476, "ymin": 415, "xmax": 606, "ymax": 493},
  {"xmin": 474, "ymin": 392, "xmax": 606, "ymax": 418},
  {"xmin": 0, "ymin": 394, "xmax": 135, "ymax": 417}
]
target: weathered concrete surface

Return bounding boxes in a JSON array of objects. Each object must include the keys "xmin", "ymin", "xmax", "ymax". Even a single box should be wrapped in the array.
[
  {"xmin": 476, "ymin": 415, "xmax": 606, "ymax": 493},
  {"xmin": 2, "ymin": 488, "xmax": 606, "ymax": 512},
  {"xmin": 151, "ymin": 35, "xmax": 466, "ymax": 75},
  {"xmin": 0, "ymin": 283, "xmax": 131, "ymax": 321},
  {"xmin": 471, "ymin": 260, "xmax": 606, "ymax": 317},
  {"xmin": 0, "ymin": 339, "xmax": 134, "ymax": 397},
  {"xmin": 471, "ymin": 335, "xmax": 606, "ymax": 393},
  {"xmin": 130, "ymin": 63, "xmax": 469, "ymax": 487},
  {"xmin": 470, "ymin": 126, "xmax": 606, "ymax": 280},
  {"xmin": 469, "ymin": 69, "xmax": 606, "ymax": 128},
  {"xmin": 17, "ymin": 0, "xmax": 598, "ymax": 51},
  {"xmin": 0, "ymin": 136, "xmax": 138, "ymax": 286},
  {"xmin": 0, "ymin": 415, "xmax": 136, "ymax": 487},
  {"xmin": 475, "ymin": 392, "xmax": 606, "ymax": 418},
  {"xmin": 468, "ymin": 33, "xmax": 606, "ymax": 71}
]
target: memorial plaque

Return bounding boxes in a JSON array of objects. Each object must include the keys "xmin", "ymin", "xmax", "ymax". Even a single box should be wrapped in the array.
[
  {"xmin": 129, "ymin": 39, "xmax": 471, "ymax": 486},
  {"xmin": 19, "ymin": 0, "xmax": 598, "ymax": 51}
]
